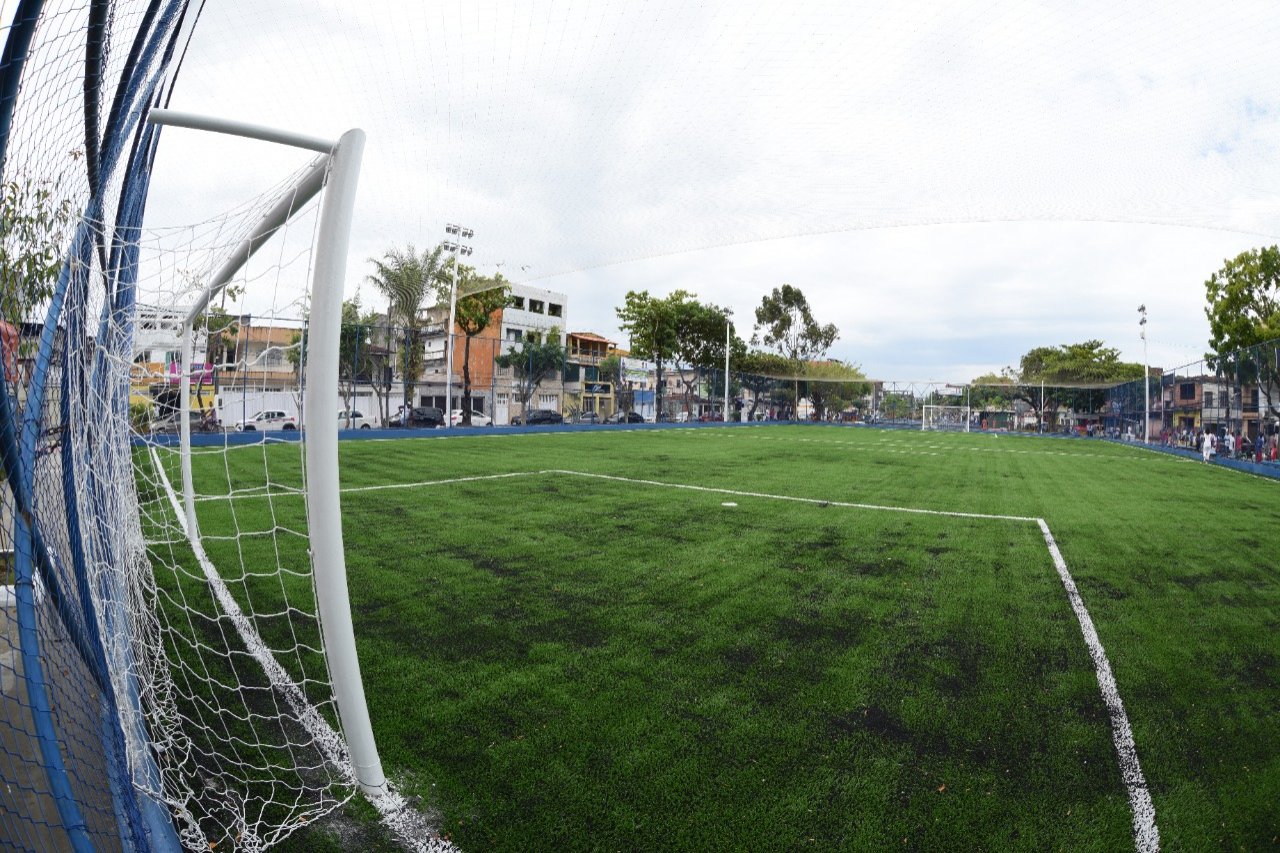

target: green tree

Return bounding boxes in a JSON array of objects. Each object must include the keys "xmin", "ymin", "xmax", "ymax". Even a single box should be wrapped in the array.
[
  {"xmin": 617, "ymin": 291, "xmax": 682, "ymax": 418},
  {"xmin": 0, "ymin": 176, "xmax": 76, "ymax": 325},
  {"xmin": 969, "ymin": 371, "xmax": 1017, "ymax": 425},
  {"xmin": 671, "ymin": 297, "xmax": 741, "ymax": 417},
  {"xmin": 801, "ymin": 360, "xmax": 870, "ymax": 420},
  {"xmin": 366, "ymin": 243, "xmax": 446, "ymax": 411},
  {"xmin": 736, "ymin": 350, "xmax": 798, "ymax": 420},
  {"xmin": 495, "ymin": 329, "xmax": 565, "ymax": 415},
  {"xmin": 1204, "ymin": 245, "xmax": 1280, "ymax": 418},
  {"xmin": 753, "ymin": 284, "xmax": 839, "ymax": 418},
  {"xmin": 1012, "ymin": 341, "xmax": 1142, "ymax": 428},
  {"xmin": 447, "ymin": 263, "xmax": 512, "ymax": 425}
]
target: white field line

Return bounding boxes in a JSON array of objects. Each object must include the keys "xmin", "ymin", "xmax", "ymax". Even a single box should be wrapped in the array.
[
  {"xmin": 146, "ymin": 447, "xmax": 457, "ymax": 853},
  {"xmin": 169, "ymin": 458, "xmax": 1162, "ymax": 850},
  {"xmin": 1037, "ymin": 520, "xmax": 1159, "ymax": 853},
  {"xmin": 192, "ymin": 470, "xmax": 544, "ymax": 502},
  {"xmin": 542, "ymin": 468, "xmax": 1038, "ymax": 522},
  {"xmin": 544, "ymin": 467, "xmax": 1160, "ymax": 852}
]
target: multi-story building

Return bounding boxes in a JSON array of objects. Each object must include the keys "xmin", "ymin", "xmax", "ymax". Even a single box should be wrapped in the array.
[
  {"xmin": 564, "ymin": 332, "xmax": 615, "ymax": 419},
  {"xmin": 419, "ymin": 283, "xmax": 569, "ymax": 424}
]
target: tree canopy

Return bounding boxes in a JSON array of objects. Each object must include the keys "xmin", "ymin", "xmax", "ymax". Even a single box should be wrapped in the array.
[
  {"xmin": 495, "ymin": 330, "xmax": 565, "ymax": 410},
  {"xmin": 752, "ymin": 284, "xmax": 839, "ymax": 363},
  {"xmin": 0, "ymin": 176, "xmax": 76, "ymax": 324},
  {"xmin": 366, "ymin": 243, "xmax": 446, "ymax": 408},
  {"xmin": 1204, "ymin": 246, "xmax": 1280, "ymax": 416},
  {"xmin": 449, "ymin": 263, "xmax": 512, "ymax": 424},
  {"xmin": 1016, "ymin": 340, "xmax": 1142, "ymax": 385}
]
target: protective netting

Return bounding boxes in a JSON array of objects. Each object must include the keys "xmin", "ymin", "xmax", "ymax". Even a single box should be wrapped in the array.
[
  {"xmin": 0, "ymin": 3, "xmax": 395, "ymax": 849},
  {"xmin": 2, "ymin": 3, "xmax": 197, "ymax": 850},
  {"xmin": 1104, "ymin": 336, "xmax": 1280, "ymax": 456},
  {"xmin": 127, "ymin": 164, "xmax": 365, "ymax": 850},
  {"xmin": 158, "ymin": 0, "xmax": 1280, "ymax": 281}
]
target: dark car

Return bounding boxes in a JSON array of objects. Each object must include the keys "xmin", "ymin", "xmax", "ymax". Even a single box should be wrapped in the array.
[
  {"xmin": 152, "ymin": 409, "xmax": 220, "ymax": 434},
  {"xmin": 604, "ymin": 410, "xmax": 645, "ymax": 424},
  {"xmin": 518, "ymin": 409, "xmax": 563, "ymax": 426},
  {"xmin": 389, "ymin": 406, "xmax": 445, "ymax": 428}
]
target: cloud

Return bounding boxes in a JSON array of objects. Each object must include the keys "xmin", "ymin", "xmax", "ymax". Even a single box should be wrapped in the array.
[{"xmin": 132, "ymin": 0, "xmax": 1280, "ymax": 378}]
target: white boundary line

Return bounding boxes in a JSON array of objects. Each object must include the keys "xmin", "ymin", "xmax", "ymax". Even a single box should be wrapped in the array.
[
  {"xmin": 146, "ymin": 448, "xmax": 456, "ymax": 852},
  {"xmin": 542, "ymin": 468, "xmax": 1160, "ymax": 852},
  {"xmin": 1037, "ymin": 520, "xmax": 1159, "ymax": 852},
  {"xmin": 169, "ymin": 457, "xmax": 1161, "ymax": 851}
]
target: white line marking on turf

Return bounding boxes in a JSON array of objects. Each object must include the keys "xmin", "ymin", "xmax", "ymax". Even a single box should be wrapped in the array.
[
  {"xmin": 542, "ymin": 469, "xmax": 1039, "ymax": 522},
  {"xmin": 1037, "ymin": 520, "xmax": 1160, "ymax": 853},
  {"xmin": 542, "ymin": 467, "xmax": 1160, "ymax": 851},
  {"xmin": 148, "ymin": 448, "xmax": 457, "ymax": 853}
]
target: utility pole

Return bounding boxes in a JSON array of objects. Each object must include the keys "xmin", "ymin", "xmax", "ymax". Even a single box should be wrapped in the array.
[{"xmin": 443, "ymin": 223, "xmax": 474, "ymax": 419}]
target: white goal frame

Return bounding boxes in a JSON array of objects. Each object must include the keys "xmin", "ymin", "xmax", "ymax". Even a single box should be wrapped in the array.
[
  {"xmin": 145, "ymin": 109, "xmax": 385, "ymax": 796},
  {"xmin": 922, "ymin": 404, "xmax": 972, "ymax": 432}
]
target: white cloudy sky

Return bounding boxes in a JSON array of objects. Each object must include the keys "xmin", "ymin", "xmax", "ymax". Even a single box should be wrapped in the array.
[{"xmin": 119, "ymin": 0, "xmax": 1280, "ymax": 381}]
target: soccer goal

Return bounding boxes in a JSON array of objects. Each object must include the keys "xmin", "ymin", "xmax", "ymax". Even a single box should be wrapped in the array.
[
  {"xmin": 922, "ymin": 404, "xmax": 972, "ymax": 432},
  {"xmin": 0, "ymin": 80, "xmax": 406, "ymax": 853}
]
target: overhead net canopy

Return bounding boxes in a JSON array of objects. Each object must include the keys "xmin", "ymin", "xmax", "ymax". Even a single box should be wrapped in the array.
[{"xmin": 154, "ymin": 0, "xmax": 1280, "ymax": 284}]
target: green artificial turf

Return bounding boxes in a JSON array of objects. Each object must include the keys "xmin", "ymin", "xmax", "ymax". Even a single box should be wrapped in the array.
[{"xmin": 160, "ymin": 425, "xmax": 1278, "ymax": 851}]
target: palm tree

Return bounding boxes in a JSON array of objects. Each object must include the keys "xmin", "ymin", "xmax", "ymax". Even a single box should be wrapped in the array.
[{"xmin": 366, "ymin": 244, "xmax": 445, "ymax": 414}]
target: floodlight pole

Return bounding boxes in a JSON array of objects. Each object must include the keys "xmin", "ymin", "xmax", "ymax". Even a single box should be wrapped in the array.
[
  {"xmin": 1139, "ymin": 304, "xmax": 1150, "ymax": 443},
  {"xmin": 723, "ymin": 310, "xmax": 732, "ymax": 423},
  {"xmin": 444, "ymin": 224, "xmax": 474, "ymax": 420}
]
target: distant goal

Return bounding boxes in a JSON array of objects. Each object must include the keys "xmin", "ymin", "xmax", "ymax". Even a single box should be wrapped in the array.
[{"xmin": 922, "ymin": 404, "xmax": 972, "ymax": 432}]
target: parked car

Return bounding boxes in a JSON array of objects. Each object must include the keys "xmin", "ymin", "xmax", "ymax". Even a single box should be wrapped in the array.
[
  {"xmin": 572, "ymin": 412, "xmax": 600, "ymax": 424},
  {"xmin": 674, "ymin": 411, "xmax": 693, "ymax": 423},
  {"xmin": 604, "ymin": 410, "xmax": 645, "ymax": 424},
  {"xmin": 449, "ymin": 409, "xmax": 492, "ymax": 427},
  {"xmin": 235, "ymin": 410, "xmax": 297, "ymax": 431},
  {"xmin": 338, "ymin": 409, "xmax": 372, "ymax": 429},
  {"xmin": 514, "ymin": 409, "xmax": 563, "ymax": 426},
  {"xmin": 152, "ymin": 409, "xmax": 220, "ymax": 434},
  {"xmin": 388, "ymin": 406, "xmax": 445, "ymax": 428}
]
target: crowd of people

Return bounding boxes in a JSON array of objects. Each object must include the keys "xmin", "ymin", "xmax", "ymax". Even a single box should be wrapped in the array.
[{"xmin": 1159, "ymin": 427, "xmax": 1280, "ymax": 464}]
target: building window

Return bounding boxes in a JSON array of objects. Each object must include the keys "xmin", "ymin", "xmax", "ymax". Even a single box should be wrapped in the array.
[
  {"xmin": 506, "ymin": 328, "xmax": 523, "ymax": 342},
  {"xmin": 529, "ymin": 299, "xmax": 544, "ymax": 313},
  {"xmin": 548, "ymin": 303, "xmax": 562, "ymax": 317},
  {"xmin": 511, "ymin": 296, "xmax": 524, "ymax": 309},
  {"xmin": 1203, "ymin": 391, "xmax": 1214, "ymax": 408},
  {"xmin": 538, "ymin": 393, "xmax": 557, "ymax": 407},
  {"xmin": 1178, "ymin": 383, "xmax": 1195, "ymax": 401}
]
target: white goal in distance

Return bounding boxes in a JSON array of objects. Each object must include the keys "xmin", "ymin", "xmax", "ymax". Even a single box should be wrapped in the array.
[{"xmin": 922, "ymin": 404, "xmax": 972, "ymax": 432}]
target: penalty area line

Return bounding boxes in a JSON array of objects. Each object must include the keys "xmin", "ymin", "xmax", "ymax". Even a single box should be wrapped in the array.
[{"xmin": 542, "ymin": 467, "xmax": 1159, "ymax": 852}]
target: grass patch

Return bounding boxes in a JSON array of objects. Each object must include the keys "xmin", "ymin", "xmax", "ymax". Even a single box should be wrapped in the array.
[{"xmin": 160, "ymin": 425, "xmax": 1280, "ymax": 850}]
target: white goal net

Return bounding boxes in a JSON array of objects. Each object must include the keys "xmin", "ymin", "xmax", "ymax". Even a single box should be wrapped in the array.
[{"xmin": 922, "ymin": 404, "xmax": 972, "ymax": 432}]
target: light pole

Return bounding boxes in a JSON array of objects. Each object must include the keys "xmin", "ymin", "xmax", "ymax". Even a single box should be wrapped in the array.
[
  {"xmin": 1139, "ymin": 304, "xmax": 1149, "ymax": 443},
  {"xmin": 443, "ymin": 223, "xmax": 474, "ymax": 419},
  {"xmin": 723, "ymin": 309, "xmax": 733, "ymax": 423}
]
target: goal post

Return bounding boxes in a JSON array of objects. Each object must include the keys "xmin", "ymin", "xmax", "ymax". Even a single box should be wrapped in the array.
[
  {"xmin": 147, "ymin": 109, "xmax": 386, "ymax": 796},
  {"xmin": 923, "ymin": 404, "xmax": 972, "ymax": 432}
]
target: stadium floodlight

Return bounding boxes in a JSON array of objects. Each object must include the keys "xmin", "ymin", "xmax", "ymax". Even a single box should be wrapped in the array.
[
  {"xmin": 445, "ymin": 223, "xmax": 476, "ymax": 418},
  {"xmin": 1139, "ymin": 305, "xmax": 1149, "ymax": 443}
]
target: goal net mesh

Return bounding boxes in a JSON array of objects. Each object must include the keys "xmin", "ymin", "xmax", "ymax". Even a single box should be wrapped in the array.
[
  {"xmin": 923, "ymin": 405, "xmax": 972, "ymax": 432},
  {"xmin": 0, "ymin": 3, "xmax": 379, "ymax": 849}
]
